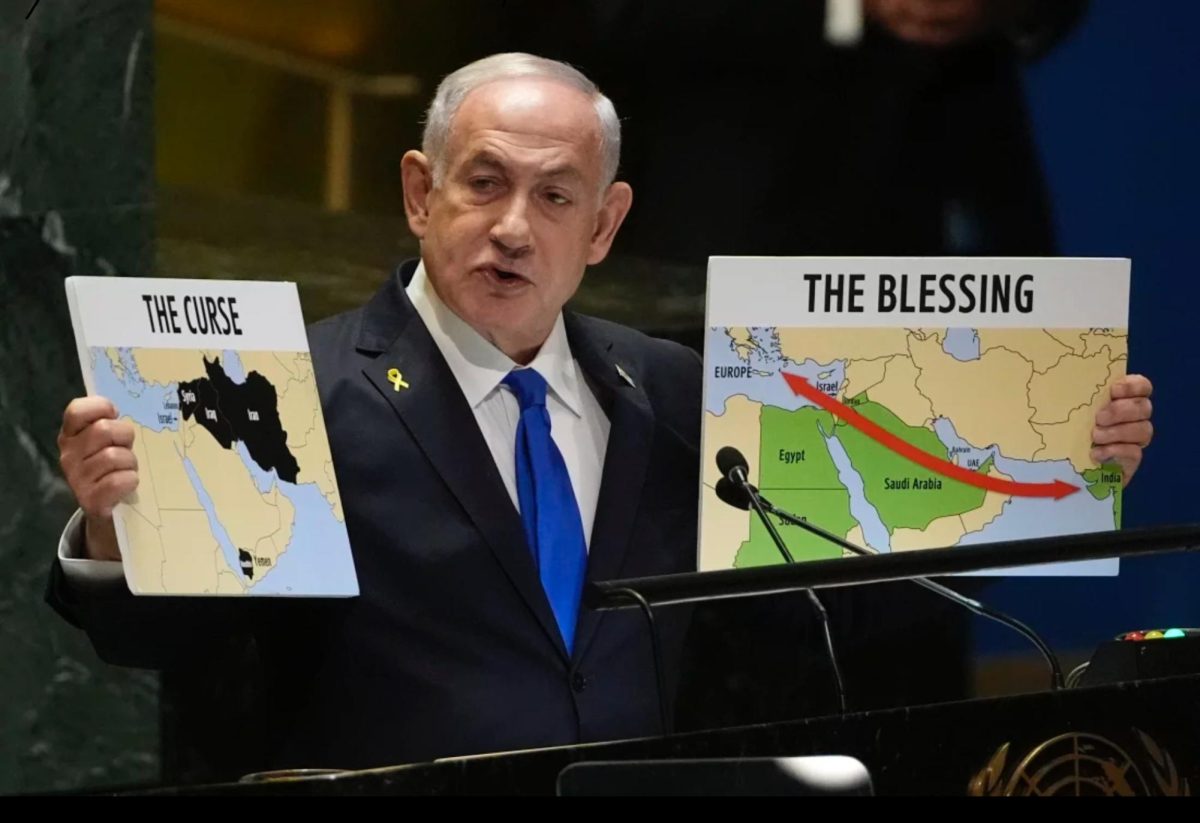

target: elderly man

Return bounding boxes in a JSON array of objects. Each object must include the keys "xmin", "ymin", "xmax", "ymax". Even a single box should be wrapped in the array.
[
  {"xmin": 48, "ymin": 53, "xmax": 1153, "ymax": 775},
  {"xmin": 51, "ymin": 54, "xmax": 701, "ymax": 773}
]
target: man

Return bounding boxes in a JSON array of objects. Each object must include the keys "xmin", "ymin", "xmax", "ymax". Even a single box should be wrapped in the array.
[{"xmin": 48, "ymin": 53, "xmax": 1153, "ymax": 776}]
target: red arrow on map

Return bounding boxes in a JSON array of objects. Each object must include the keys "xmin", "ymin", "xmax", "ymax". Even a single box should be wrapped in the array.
[{"xmin": 781, "ymin": 372, "xmax": 1080, "ymax": 500}]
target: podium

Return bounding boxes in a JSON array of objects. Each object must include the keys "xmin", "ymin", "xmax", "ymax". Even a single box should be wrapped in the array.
[
  {"xmin": 140, "ymin": 525, "xmax": 1200, "ymax": 796},
  {"xmin": 140, "ymin": 672, "xmax": 1199, "ymax": 795}
]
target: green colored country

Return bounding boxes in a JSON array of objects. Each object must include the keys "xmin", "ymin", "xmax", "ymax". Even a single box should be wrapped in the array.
[
  {"xmin": 1083, "ymin": 464, "xmax": 1123, "ymax": 527},
  {"xmin": 758, "ymin": 406, "xmax": 843, "ymax": 489},
  {"xmin": 833, "ymin": 396, "xmax": 989, "ymax": 532},
  {"xmin": 734, "ymin": 406, "xmax": 856, "ymax": 567},
  {"xmin": 733, "ymin": 489, "xmax": 856, "ymax": 567}
]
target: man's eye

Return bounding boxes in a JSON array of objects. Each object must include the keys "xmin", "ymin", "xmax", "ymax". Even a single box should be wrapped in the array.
[
  {"xmin": 545, "ymin": 191, "xmax": 571, "ymax": 206},
  {"xmin": 469, "ymin": 178, "xmax": 499, "ymax": 192}
]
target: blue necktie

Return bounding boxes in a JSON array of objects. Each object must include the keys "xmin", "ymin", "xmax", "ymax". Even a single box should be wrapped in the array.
[{"xmin": 503, "ymin": 368, "xmax": 588, "ymax": 655}]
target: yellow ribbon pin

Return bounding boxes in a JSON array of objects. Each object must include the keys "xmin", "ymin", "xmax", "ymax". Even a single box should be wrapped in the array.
[{"xmin": 387, "ymin": 368, "xmax": 410, "ymax": 391}]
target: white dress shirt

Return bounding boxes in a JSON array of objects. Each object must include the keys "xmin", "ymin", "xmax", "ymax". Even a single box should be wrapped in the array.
[
  {"xmin": 406, "ymin": 262, "xmax": 610, "ymax": 549},
  {"xmin": 59, "ymin": 260, "xmax": 611, "ymax": 578},
  {"xmin": 58, "ymin": 507, "xmax": 123, "ymax": 584}
]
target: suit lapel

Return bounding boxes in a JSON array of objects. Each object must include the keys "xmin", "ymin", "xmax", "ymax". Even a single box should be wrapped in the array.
[
  {"xmin": 357, "ymin": 265, "xmax": 569, "ymax": 661},
  {"xmin": 566, "ymin": 313, "xmax": 656, "ymax": 661}
]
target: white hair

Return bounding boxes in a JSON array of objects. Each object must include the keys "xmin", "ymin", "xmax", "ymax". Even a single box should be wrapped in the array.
[{"xmin": 421, "ymin": 52, "xmax": 621, "ymax": 191}]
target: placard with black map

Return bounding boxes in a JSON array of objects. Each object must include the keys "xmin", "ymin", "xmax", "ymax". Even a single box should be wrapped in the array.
[{"xmin": 66, "ymin": 276, "xmax": 358, "ymax": 596}]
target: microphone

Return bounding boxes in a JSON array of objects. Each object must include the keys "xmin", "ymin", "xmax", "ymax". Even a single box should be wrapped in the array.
[
  {"xmin": 715, "ymin": 447, "xmax": 792, "ymax": 563},
  {"xmin": 714, "ymin": 448, "xmax": 845, "ymax": 711},
  {"xmin": 714, "ymin": 476, "xmax": 755, "ymax": 510},
  {"xmin": 716, "ymin": 445, "xmax": 750, "ymax": 484},
  {"xmin": 712, "ymin": 453, "xmax": 1065, "ymax": 691}
]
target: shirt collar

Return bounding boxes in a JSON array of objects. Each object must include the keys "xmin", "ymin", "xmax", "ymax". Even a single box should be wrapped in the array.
[{"xmin": 406, "ymin": 261, "xmax": 585, "ymax": 416}]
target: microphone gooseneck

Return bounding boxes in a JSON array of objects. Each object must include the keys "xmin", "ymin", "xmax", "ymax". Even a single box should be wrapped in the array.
[
  {"xmin": 714, "ymin": 449, "xmax": 846, "ymax": 712},
  {"xmin": 711, "ymin": 446, "xmax": 1064, "ymax": 692}
]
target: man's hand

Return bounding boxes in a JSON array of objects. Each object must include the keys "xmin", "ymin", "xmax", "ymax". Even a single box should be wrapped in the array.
[
  {"xmin": 57, "ymin": 397, "xmax": 138, "ymax": 561},
  {"xmin": 1092, "ymin": 375, "xmax": 1153, "ymax": 487},
  {"xmin": 865, "ymin": 0, "xmax": 1026, "ymax": 47}
]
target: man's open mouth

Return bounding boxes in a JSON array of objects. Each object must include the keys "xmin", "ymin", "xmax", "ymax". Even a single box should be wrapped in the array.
[{"xmin": 482, "ymin": 265, "xmax": 530, "ymax": 286}]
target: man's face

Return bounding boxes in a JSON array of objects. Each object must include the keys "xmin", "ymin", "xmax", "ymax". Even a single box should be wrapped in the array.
[{"xmin": 401, "ymin": 78, "xmax": 631, "ymax": 361}]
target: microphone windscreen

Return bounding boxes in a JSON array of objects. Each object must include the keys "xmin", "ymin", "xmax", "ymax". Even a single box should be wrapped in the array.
[
  {"xmin": 714, "ymin": 477, "xmax": 753, "ymax": 511},
  {"xmin": 715, "ymin": 446, "xmax": 749, "ymax": 480}
]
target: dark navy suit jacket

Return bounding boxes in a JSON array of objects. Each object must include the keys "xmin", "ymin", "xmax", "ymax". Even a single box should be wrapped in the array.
[{"xmin": 48, "ymin": 260, "xmax": 703, "ymax": 775}]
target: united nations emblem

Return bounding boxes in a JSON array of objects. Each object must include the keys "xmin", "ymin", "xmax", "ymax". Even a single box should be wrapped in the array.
[{"xmin": 968, "ymin": 730, "xmax": 1189, "ymax": 796}]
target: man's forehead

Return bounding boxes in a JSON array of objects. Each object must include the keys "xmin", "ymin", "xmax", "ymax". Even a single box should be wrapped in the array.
[{"xmin": 448, "ymin": 78, "xmax": 602, "ymax": 153}]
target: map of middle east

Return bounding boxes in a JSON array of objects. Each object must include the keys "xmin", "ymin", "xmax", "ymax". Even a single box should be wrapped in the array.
[
  {"xmin": 700, "ymin": 325, "xmax": 1127, "ymax": 572},
  {"xmin": 93, "ymin": 346, "xmax": 356, "ymax": 596}
]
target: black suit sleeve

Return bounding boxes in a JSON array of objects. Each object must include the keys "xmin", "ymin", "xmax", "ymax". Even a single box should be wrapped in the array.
[{"xmin": 45, "ymin": 558, "xmax": 249, "ymax": 670}]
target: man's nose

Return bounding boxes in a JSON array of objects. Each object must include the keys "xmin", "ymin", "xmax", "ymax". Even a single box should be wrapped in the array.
[{"xmin": 489, "ymin": 195, "xmax": 533, "ymax": 257}]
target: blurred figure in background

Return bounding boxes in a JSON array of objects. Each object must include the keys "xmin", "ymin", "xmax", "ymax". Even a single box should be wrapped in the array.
[{"xmin": 505, "ymin": 0, "xmax": 1085, "ymax": 262}]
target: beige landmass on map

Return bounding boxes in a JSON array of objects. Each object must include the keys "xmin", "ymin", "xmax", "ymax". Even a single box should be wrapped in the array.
[
  {"xmin": 1081, "ymin": 330, "xmax": 1126, "ymax": 358},
  {"xmin": 700, "ymin": 394, "xmax": 761, "ymax": 570},
  {"xmin": 726, "ymin": 328, "xmax": 762, "ymax": 362},
  {"xmin": 890, "ymin": 515, "xmax": 969, "ymax": 552},
  {"xmin": 842, "ymin": 357, "xmax": 890, "ymax": 401},
  {"xmin": 843, "ymin": 524, "xmax": 867, "ymax": 558},
  {"xmin": 1028, "ymin": 351, "xmax": 1114, "ymax": 424},
  {"xmin": 909, "ymin": 333, "xmax": 1043, "ymax": 459},
  {"xmin": 184, "ymin": 426, "xmax": 297, "ymax": 572},
  {"xmin": 865, "ymin": 356, "xmax": 936, "ymax": 427},
  {"xmin": 131, "ymin": 348, "xmax": 210, "ymax": 386},
  {"xmin": 960, "ymin": 465, "xmax": 1014, "ymax": 534},
  {"xmin": 120, "ymin": 422, "xmax": 217, "ymax": 593},
  {"xmin": 158, "ymin": 509, "xmax": 227, "ymax": 593},
  {"xmin": 776, "ymin": 327, "xmax": 912, "ymax": 367},
  {"xmin": 119, "ymin": 412, "xmax": 301, "ymax": 593},
  {"xmin": 976, "ymin": 329, "xmax": 1075, "ymax": 373},
  {"xmin": 1033, "ymin": 357, "xmax": 1128, "ymax": 471}
]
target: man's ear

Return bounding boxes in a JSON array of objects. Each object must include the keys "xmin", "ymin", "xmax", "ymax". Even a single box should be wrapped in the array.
[
  {"xmin": 401, "ymin": 150, "xmax": 434, "ymax": 239},
  {"xmin": 587, "ymin": 182, "xmax": 633, "ymax": 265}
]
